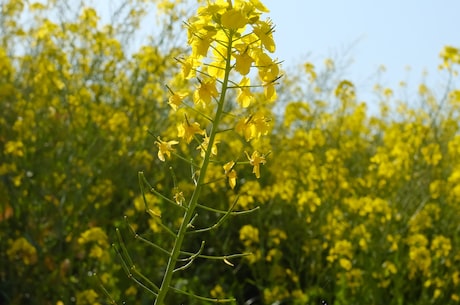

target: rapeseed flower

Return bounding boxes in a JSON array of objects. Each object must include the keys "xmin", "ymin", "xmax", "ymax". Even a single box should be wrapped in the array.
[
  {"xmin": 155, "ymin": 137, "xmax": 179, "ymax": 161},
  {"xmin": 431, "ymin": 235, "xmax": 452, "ymax": 259},
  {"xmin": 245, "ymin": 150, "xmax": 266, "ymax": 178},
  {"xmin": 168, "ymin": 91, "xmax": 188, "ymax": 111},
  {"xmin": 196, "ymin": 132, "xmax": 219, "ymax": 157},
  {"xmin": 193, "ymin": 78, "xmax": 219, "ymax": 106},
  {"xmin": 7, "ymin": 237, "xmax": 38, "ymax": 265},
  {"xmin": 239, "ymin": 224, "xmax": 260, "ymax": 247},
  {"xmin": 440, "ymin": 45, "xmax": 460, "ymax": 68},
  {"xmin": 223, "ymin": 161, "xmax": 237, "ymax": 189},
  {"xmin": 76, "ymin": 289, "xmax": 100, "ymax": 305},
  {"xmin": 236, "ymin": 77, "xmax": 254, "ymax": 107},
  {"xmin": 78, "ymin": 227, "xmax": 109, "ymax": 247},
  {"xmin": 235, "ymin": 112, "xmax": 270, "ymax": 141},
  {"xmin": 252, "ymin": 19, "xmax": 275, "ymax": 52},
  {"xmin": 221, "ymin": 8, "xmax": 248, "ymax": 30},
  {"xmin": 177, "ymin": 120, "xmax": 205, "ymax": 144},
  {"xmin": 4, "ymin": 140, "xmax": 25, "ymax": 157}
]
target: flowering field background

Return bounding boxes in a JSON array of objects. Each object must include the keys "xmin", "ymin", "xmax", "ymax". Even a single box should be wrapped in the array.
[{"xmin": 1, "ymin": 0, "xmax": 460, "ymax": 305}]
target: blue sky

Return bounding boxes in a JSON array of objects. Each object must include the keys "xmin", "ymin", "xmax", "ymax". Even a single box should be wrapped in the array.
[
  {"xmin": 96, "ymin": 0, "xmax": 460, "ymax": 105},
  {"xmin": 263, "ymin": 0, "xmax": 460, "ymax": 101}
]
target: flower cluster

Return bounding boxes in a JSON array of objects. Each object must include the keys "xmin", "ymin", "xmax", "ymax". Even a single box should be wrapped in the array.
[
  {"xmin": 236, "ymin": 56, "xmax": 460, "ymax": 304},
  {"xmin": 156, "ymin": 0, "xmax": 279, "ymax": 189}
]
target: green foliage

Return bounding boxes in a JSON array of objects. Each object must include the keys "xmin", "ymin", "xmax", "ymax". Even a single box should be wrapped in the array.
[{"xmin": 0, "ymin": 0, "xmax": 182, "ymax": 303}]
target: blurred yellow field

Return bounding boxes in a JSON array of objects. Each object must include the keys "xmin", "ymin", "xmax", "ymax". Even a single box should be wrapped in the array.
[{"xmin": 1, "ymin": 1, "xmax": 459, "ymax": 305}]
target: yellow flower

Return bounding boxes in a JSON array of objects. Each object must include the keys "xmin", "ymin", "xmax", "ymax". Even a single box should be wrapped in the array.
[
  {"xmin": 177, "ymin": 120, "xmax": 205, "ymax": 144},
  {"xmin": 250, "ymin": 113, "xmax": 271, "ymax": 138},
  {"xmin": 440, "ymin": 45, "xmax": 460, "ymax": 68},
  {"xmin": 297, "ymin": 191, "xmax": 321, "ymax": 212},
  {"xmin": 387, "ymin": 234, "xmax": 400, "ymax": 252},
  {"xmin": 155, "ymin": 137, "xmax": 179, "ymax": 161},
  {"xmin": 245, "ymin": 150, "xmax": 266, "ymax": 178},
  {"xmin": 133, "ymin": 193, "xmax": 159, "ymax": 212},
  {"xmin": 190, "ymin": 29, "xmax": 216, "ymax": 58},
  {"xmin": 168, "ymin": 91, "xmax": 188, "ymax": 111},
  {"xmin": 252, "ymin": 19, "xmax": 275, "ymax": 53},
  {"xmin": 263, "ymin": 286, "xmax": 289, "ymax": 305},
  {"xmin": 207, "ymin": 56, "xmax": 226, "ymax": 79},
  {"xmin": 235, "ymin": 113, "xmax": 270, "ymax": 141},
  {"xmin": 408, "ymin": 246, "xmax": 432, "ymax": 277},
  {"xmin": 345, "ymin": 268, "xmax": 363, "ymax": 291},
  {"xmin": 89, "ymin": 245, "xmax": 104, "ymax": 259},
  {"xmin": 253, "ymin": 50, "xmax": 279, "ymax": 83},
  {"xmin": 7, "ymin": 237, "xmax": 38, "ymax": 265},
  {"xmin": 406, "ymin": 233, "xmax": 429, "ymax": 247},
  {"xmin": 193, "ymin": 78, "xmax": 219, "ymax": 106},
  {"xmin": 77, "ymin": 227, "xmax": 108, "ymax": 247},
  {"xmin": 324, "ymin": 58, "xmax": 335, "ymax": 70},
  {"xmin": 180, "ymin": 56, "xmax": 199, "ymax": 79},
  {"xmin": 196, "ymin": 132, "xmax": 219, "ymax": 158},
  {"xmin": 223, "ymin": 161, "xmax": 237, "ymax": 189},
  {"xmin": 4, "ymin": 140, "xmax": 25, "ymax": 157},
  {"xmin": 210, "ymin": 284, "xmax": 225, "ymax": 299},
  {"xmin": 265, "ymin": 248, "xmax": 280, "ymax": 262},
  {"xmin": 76, "ymin": 289, "xmax": 100, "ymax": 305},
  {"xmin": 339, "ymin": 258, "xmax": 352, "ymax": 270},
  {"xmin": 453, "ymin": 271, "xmax": 460, "ymax": 286},
  {"xmin": 269, "ymin": 228, "xmax": 287, "ymax": 246},
  {"xmin": 234, "ymin": 48, "xmax": 253, "ymax": 75},
  {"xmin": 264, "ymin": 82, "xmax": 277, "ymax": 102},
  {"xmin": 221, "ymin": 8, "xmax": 247, "ymax": 30},
  {"xmin": 173, "ymin": 189, "xmax": 185, "ymax": 205},
  {"xmin": 429, "ymin": 180, "xmax": 442, "ymax": 199},
  {"xmin": 239, "ymin": 224, "xmax": 259, "ymax": 247},
  {"xmin": 235, "ymin": 116, "xmax": 253, "ymax": 141},
  {"xmin": 304, "ymin": 62, "xmax": 317, "ymax": 81},
  {"xmin": 107, "ymin": 111, "xmax": 128, "ymax": 132},
  {"xmin": 327, "ymin": 239, "xmax": 353, "ymax": 263},
  {"xmin": 237, "ymin": 77, "xmax": 254, "ymax": 107},
  {"xmin": 431, "ymin": 235, "xmax": 452, "ymax": 259},
  {"xmin": 382, "ymin": 261, "xmax": 398, "ymax": 275},
  {"xmin": 421, "ymin": 143, "xmax": 442, "ymax": 166},
  {"xmin": 335, "ymin": 80, "xmax": 355, "ymax": 100},
  {"xmin": 247, "ymin": 0, "xmax": 270, "ymax": 12}
]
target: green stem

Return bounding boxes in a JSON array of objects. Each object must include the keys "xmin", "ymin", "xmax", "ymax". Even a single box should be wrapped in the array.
[{"xmin": 153, "ymin": 32, "xmax": 234, "ymax": 305}]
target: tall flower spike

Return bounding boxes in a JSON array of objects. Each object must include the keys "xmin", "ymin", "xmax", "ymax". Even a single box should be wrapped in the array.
[{"xmin": 149, "ymin": 1, "xmax": 279, "ymax": 304}]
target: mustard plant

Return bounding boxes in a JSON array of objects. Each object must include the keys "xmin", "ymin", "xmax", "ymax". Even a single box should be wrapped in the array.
[{"xmin": 114, "ymin": 0, "xmax": 280, "ymax": 304}]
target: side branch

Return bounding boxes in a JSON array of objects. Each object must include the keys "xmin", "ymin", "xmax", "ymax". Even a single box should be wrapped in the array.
[
  {"xmin": 174, "ymin": 241, "xmax": 205, "ymax": 273},
  {"xmin": 169, "ymin": 286, "xmax": 236, "ymax": 303}
]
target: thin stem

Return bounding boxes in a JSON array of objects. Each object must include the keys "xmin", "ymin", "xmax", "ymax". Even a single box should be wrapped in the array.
[
  {"xmin": 187, "ymin": 196, "xmax": 239, "ymax": 234},
  {"xmin": 139, "ymin": 171, "xmax": 187, "ymax": 210},
  {"xmin": 169, "ymin": 286, "xmax": 236, "ymax": 303},
  {"xmin": 153, "ymin": 31, "xmax": 235, "ymax": 305},
  {"xmin": 196, "ymin": 203, "xmax": 260, "ymax": 215}
]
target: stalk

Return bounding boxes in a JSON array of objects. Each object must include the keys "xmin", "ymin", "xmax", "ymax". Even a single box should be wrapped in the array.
[{"xmin": 153, "ymin": 31, "xmax": 234, "ymax": 305}]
